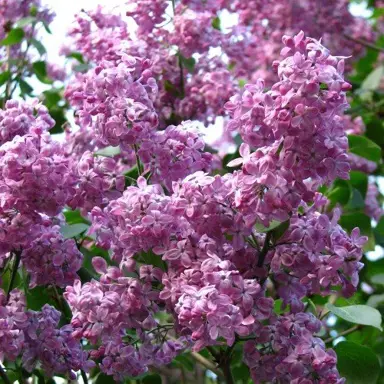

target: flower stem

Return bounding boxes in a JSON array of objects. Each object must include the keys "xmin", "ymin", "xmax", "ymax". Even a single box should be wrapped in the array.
[
  {"xmin": 324, "ymin": 325, "xmax": 360, "ymax": 344},
  {"xmin": 81, "ymin": 369, "xmax": 89, "ymax": 384},
  {"xmin": 206, "ymin": 346, "xmax": 235, "ymax": 384},
  {"xmin": 7, "ymin": 250, "xmax": 21, "ymax": 302},
  {"xmin": 134, "ymin": 144, "xmax": 144, "ymax": 175},
  {"xmin": 343, "ymin": 34, "xmax": 384, "ymax": 53}
]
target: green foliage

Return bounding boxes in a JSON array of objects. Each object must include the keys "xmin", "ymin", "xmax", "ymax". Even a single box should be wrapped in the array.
[
  {"xmin": 95, "ymin": 146, "xmax": 121, "ymax": 157},
  {"xmin": 1, "ymin": 28, "xmax": 25, "ymax": 46},
  {"xmin": 326, "ymin": 304, "xmax": 383, "ymax": 331},
  {"xmin": 178, "ymin": 53, "xmax": 196, "ymax": 73},
  {"xmin": 212, "ymin": 16, "xmax": 221, "ymax": 30},
  {"xmin": 32, "ymin": 61, "xmax": 53, "ymax": 84},
  {"xmin": 348, "ymin": 134, "xmax": 381, "ymax": 162},
  {"xmin": 60, "ymin": 223, "xmax": 89, "ymax": 239},
  {"xmin": 335, "ymin": 342, "xmax": 381, "ymax": 384}
]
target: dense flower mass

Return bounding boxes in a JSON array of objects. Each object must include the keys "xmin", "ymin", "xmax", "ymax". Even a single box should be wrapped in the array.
[
  {"xmin": 0, "ymin": 131, "xmax": 76, "ymax": 215},
  {"xmin": 244, "ymin": 312, "xmax": 344, "ymax": 384},
  {"xmin": 0, "ymin": 0, "xmax": 382, "ymax": 383}
]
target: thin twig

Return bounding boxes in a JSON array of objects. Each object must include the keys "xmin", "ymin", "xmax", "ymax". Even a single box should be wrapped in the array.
[
  {"xmin": 324, "ymin": 325, "xmax": 360, "ymax": 344},
  {"xmin": 0, "ymin": 364, "xmax": 11, "ymax": 384},
  {"xmin": 343, "ymin": 34, "xmax": 384, "ymax": 53},
  {"xmin": 52, "ymin": 285, "xmax": 72, "ymax": 322},
  {"xmin": 190, "ymin": 352, "xmax": 224, "ymax": 378},
  {"xmin": 81, "ymin": 369, "xmax": 89, "ymax": 384},
  {"xmin": 257, "ymin": 232, "xmax": 272, "ymax": 268},
  {"xmin": 178, "ymin": 52, "xmax": 185, "ymax": 98},
  {"xmin": 206, "ymin": 346, "xmax": 235, "ymax": 384}
]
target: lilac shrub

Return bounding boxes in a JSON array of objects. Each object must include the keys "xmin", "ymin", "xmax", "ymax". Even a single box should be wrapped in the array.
[{"xmin": 0, "ymin": 0, "xmax": 382, "ymax": 383}]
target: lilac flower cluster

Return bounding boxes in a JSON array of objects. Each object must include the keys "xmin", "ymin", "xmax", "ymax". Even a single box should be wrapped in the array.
[
  {"xmin": 271, "ymin": 198, "xmax": 366, "ymax": 303},
  {"xmin": 0, "ymin": 2, "xmax": 372, "ymax": 377},
  {"xmin": 139, "ymin": 121, "xmax": 213, "ymax": 188},
  {"xmin": 225, "ymin": 32, "xmax": 351, "ymax": 226},
  {"xmin": 64, "ymin": 259, "xmax": 188, "ymax": 380},
  {"xmin": 0, "ymin": 289, "xmax": 93, "ymax": 378},
  {"xmin": 22, "ymin": 225, "xmax": 83, "ymax": 288},
  {"xmin": 69, "ymin": 151, "xmax": 125, "ymax": 213},
  {"xmin": 0, "ymin": 131, "xmax": 76, "ymax": 216},
  {"xmin": 65, "ymin": 54, "xmax": 158, "ymax": 150},
  {"xmin": 78, "ymin": 32, "xmax": 367, "ymax": 381},
  {"xmin": 244, "ymin": 312, "xmax": 344, "ymax": 384},
  {"xmin": 0, "ymin": 100, "xmax": 55, "ymax": 146}
]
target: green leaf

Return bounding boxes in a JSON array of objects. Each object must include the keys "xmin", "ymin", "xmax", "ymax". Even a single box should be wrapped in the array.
[
  {"xmin": 212, "ymin": 16, "xmax": 221, "ymax": 30},
  {"xmin": 348, "ymin": 135, "xmax": 381, "ymax": 163},
  {"xmin": 239, "ymin": 79, "xmax": 246, "ymax": 88},
  {"xmin": 78, "ymin": 267, "xmax": 96, "ymax": 283},
  {"xmin": 374, "ymin": 216, "xmax": 384, "ymax": 247},
  {"xmin": 1, "ymin": 268, "xmax": 22, "ymax": 293},
  {"xmin": 73, "ymin": 63, "xmax": 91, "ymax": 73},
  {"xmin": 66, "ymin": 52, "xmax": 85, "ymax": 63},
  {"xmin": 60, "ymin": 223, "xmax": 89, "ymax": 239},
  {"xmin": 232, "ymin": 363, "xmax": 251, "ymax": 384},
  {"xmin": 349, "ymin": 171, "xmax": 368, "ymax": 198},
  {"xmin": 43, "ymin": 89, "xmax": 62, "ymax": 107},
  {"xmin": 273, "ymin": 299, "xmax": 285, "ymax": 315},
  {"xmin": 366, "ymin": 117, "xmax": 384, "ymax": 148},
  {"xmin": 64, "ymin": 210, "xmax": 90, "ymax": 225},
  {"xmin": 352, "ymin": 48, "xmax": 379, "ymax": 82},
  {"xmin": 371, "ymin": 7, "xmax": 384, "ymax": 18},
  {"xmin": 371, "ymin": 274, "xmax": 384, "ymax": 286},
  {"xmin": 95, "ymin": 373, "xmax": 116, "ymax": 384},
  {"xmin": 141, "ymin": 249, "xmax": 167, "ymax": 271},
  {"xmin": 1, "ymin": 28, "xmax": 25, "ymax": 46},
  {"xmin": 15, "ymin": 16, "xmax": 36, "ymax": 28},
  {"xmin": 335, "ymin": 341, "xmax": 380, "ymax": 384},
  {"xmin": 0, "ymin": 71, "xmax": 11, "ymax": 87},
  {"xmin": 31, "ymin": 38, "xmax": 46, "ymax": 55},
  {"xmin": 271, "ymin": 220, "xmax": 290, "ymax": 243},
  {"xmin": 125, "ymin": 166, "xmax": 139, "ymax": 186},
  {"xmin": 48, "ymin": 107, "xmax": 66, "ymax": 134},
  {"xmin": 143, "ymin": 374, "xmax": 162, "ymax": 384},
  {"xmin": 32, "ymin": 61, "xmax": 52, "ymax": 84},
  {"xmin": 18, "ymin": 78, "xmax": 33, "ymax": 95},
  {"xmin": 327, "ymin": 179, "xmax": 351, "ymax": 208},
  {"xmin": 31, "ymin": 61, "xmax": 48, "ymax": 82},
  {"xmin": 173, "ymin": 354, "xmax": 194, "ymax": 371},
  {"xmin": 26, "ymin": 286, "xmax": 56, "ymax": 311},
  {"xmin": 255, "ymin": 220, "xmax": 285, "ymax": 233},
  {"xmin": 179, "ymin": 54, "xmax": 196, "ymax": 73},
  {"xmin": 361, "ymin": 65, "xmax": 384, "ymax": 92},
  {"xmin": 339, "ymin": 212, "xmax": 374, "ymax": 251},
  {"xmin": 346, "ymin": 188, "xmax": 365, "ymax": 210},
  {"xmin": 326, "ymin": 303, "xmax": 383, "ymax": 331},
  {"xmin": 42, "ymin": 21, "xmax": 52, "ymax": 34},
  {"xmin": 367, "ymin": 294, "xmax": 384, "ymax": 308},
  {"xmin": 95, "ymin": 146, "xmax": 121, "ymax": 157}
]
